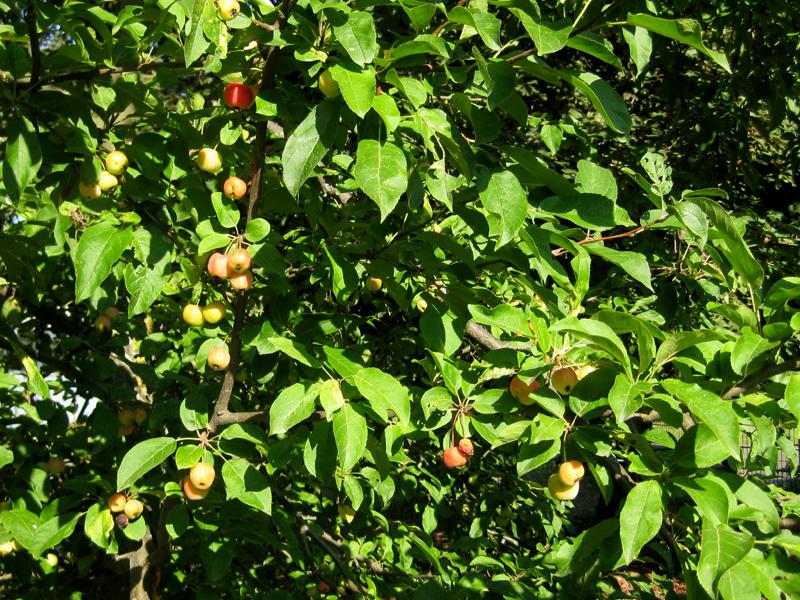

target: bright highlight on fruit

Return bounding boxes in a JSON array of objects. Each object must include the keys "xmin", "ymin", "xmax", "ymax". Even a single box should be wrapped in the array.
[
  {"xmin": 182, "ymin": 304, "xmax": 204, "ymax": 327},
  {"xmin": 223, "ymin": 176, "xmax": 247, "ymax": 200},
  {"xmin": 217, "ymin": 0, "xmax": 240, "ymax": 21},
  {"xmin": 442, "ymin": 446, "xmax": 467, "ymax": 469},
  {"xmin": 182, "ymin": 476, "xmax": 209, "ymax": 500},
  {"xmin": 207, "ymin": 252, "xmax": 230, "ymax": 279},
  {"xmin": 558, "ymin": 460, "xmax": 585, "ymax": 486},
  {"xmin": 107, "ymin": 493, "xmax": 127, "ymax": 513},
  {"xmin": 202, "ymin": 301, "xmax": 226, "ymax": 324},
  {"xmin": 79, "ymin": 181, "xmax": 101, "ymax": 199},
  {"xmin": 548, "ymin": 473, "xmax": 580, "ymax": 501},
  {"xmin": 189, "ymin": 462, "xmax": 216, "ymax": 490},
  {"xmin": 196, "ymin": 148, "xmax": 222, "ymax": 173},
  {"xmin": 124, "ymin": 498, "xmax": 144, "ymax": 520},
  {"xmin": 365, "ymin": 277, "xmax": 382, "ymax": 292},
  {"xmin": 551, "ymin": 367, "xmax": 578, "ymax": 395},
  {"xmin": 207, "ymin": 345, "xmax": 231, "ymax": 371},
  {"xmin": 228, "ymin": 248, "xmax": 252, "ymax": 273},
  {"xmin": 98, "ymin": 170, "xmax": 118, "ymax": 191},
  {"xmin": 105, "ymin": 151, "xmax": 129, "ymax": 175},
  {"xmin": 229, "ymin": 270, "xmax": 253, "ymax": 290},
  {"xmin": 224, "ymin": 83, "xmax": 254, "ymax": 109},
  {"xmin": 318, "ymin": 69, "xmax": 340, "ymax": 98}
]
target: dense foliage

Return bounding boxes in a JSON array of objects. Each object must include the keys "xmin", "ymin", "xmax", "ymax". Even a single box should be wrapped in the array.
[{"xmin": 1, "ymin": 0, "xmax": 799, "ymax": 598}]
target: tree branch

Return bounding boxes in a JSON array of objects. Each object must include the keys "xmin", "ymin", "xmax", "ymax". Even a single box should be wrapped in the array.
[
  {"xmin": 723, "ymin": 354, "xmax": 800, "ymax": 399},
  {"xmin": 464, "ymin": 320, "xmax": 531, "ymax": 351},
  {"xmin": 15, "ymin": 60, "xmax": 185, "ymax": 91},
  {"xmin": 551, "ymin": 214, "xmax": 668, "ymax": 257},
  {"xmin": 25, "ymin": 2, "xmax": 41, "ymax": 87}
]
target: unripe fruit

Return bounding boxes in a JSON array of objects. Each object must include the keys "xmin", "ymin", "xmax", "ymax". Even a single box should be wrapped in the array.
[
  {"xmin": 416, "ymin": 298, "xmax": 428, "ymax": 312},
  {"xmin": 108, "ymin": 493, "xmax": 127, "ymax": 513},
  {"xmin": 79, "ymin": 181, "xmax": 102, "ymax": 199},
  {"xmin": 189, "ymin": 462, "xmax": 216, "ymax": 490},
  {"xmin": 509, "ymin": 376, "xmax": 532, "ymax": 404},
  {"xmin": 365, "ymin": 277, "xmax": 382, "ymax": 292},
  {"xmin": 124, "ymin": 498, "xmax": 144, "ymax": 520},
  {"xmin": 95, "ymin": 315, "xmax": 112, "ymax": 332},
  {"xmin": 229, "ymin": 270, "xmax": 253, "ymax": 290},
  {"xmin": 2, "ymin": 298, "xmax": 21, "ymax": 325},
  {"xmin": 558, "ymin": 460, "xmax": 585, "ymax": 487},
  {"xmin": 223, "ymin": 83, "xmax": 254, "ymax": 109},
  {"xmin": 457, "ymin": 438, "xmax": 474, "ymax": 457},
  {"xmin": 207, "ymin": 345, "xmax": 231, "ymax": 371},
  {"xmin": 442, "ymin": 446, "xmax": 467, "ymax": 469},
  {"xmin": 551, "ymin": 367, "xmax": 578, "ymax": 395},
  {"xmin": 118, "ymin": 408, "xmax": 135, "ymax": 426},
  {"xmin": 338, "ymin": 504, "xmax": 356, "ymax": 523},
  {"xmin": 133, "ymin": 407, "xmax": 148, "ymax": 425},
  {"xmin": 318, "ymin": 69, "xmax": 340, "ymax": 98},
  {"xmin": 105, "ymin": 151, "xmax": 129, "ymax": 175},
  {"xmin": 98, "ymin": 170, "xmax": 119, "ymax": 191},
  {"xmin": 202, "ymin": 301, "xmax": 226, "ymax": 324},
  {"xmin": 207, "ymin": 252, "xmax": 230, "ymax": 279},
  {"xmin": 223, "ymin": 176, "xmax": 247, "ymax": 200},
  {"xmin": 182, "ymin": 476, "xmax": 209, "ymax": 500},
  {"xmin": 433, "ymin": 223, "xmax": 442, "ymax": 234},
  {"xmin": 217, "ymin": 0, "xmax": 240, "ymax": 21},
  {"xmin": 0, "ymin": 540, "xmax": 16, "ymax": 556},
  {"xmin": 548, "ymin": 473, "xmax": 580, "ymax": 501},
  {"xmin": 196, "ymin": 148, "xmax": 222, "ymax": 173},
  {"xmin": 104, "ymin": 306, "xmax": 121, "ymax": 320},
  {"xmin": 228, "ymin": 248, "xmax": 252, "ymax": 273},
  {"xmin": 45, "ymin": 552, "xmax": 58, "ymax": 567},
  {"xmin": 46, "ymin": 457, "xmax": 66, "ymax": 474},
  {"xmin": 182, "ymin": 304, "xmax": 204, "ymax": 327}
]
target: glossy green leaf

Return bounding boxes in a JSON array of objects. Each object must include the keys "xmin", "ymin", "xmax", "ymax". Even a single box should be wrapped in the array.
[
  {"xmin": 478, "ymin": 169, "xmax": 528, "ymax": 248},
  {"xmin": 73, "ymin": 222, "xmax": 133, "ymax": 302},
  {"xmin": 353, "ymin": 139, "xmax": 408, "ymax": 221},
  {"xmin": 333, "ymin": 403, "xmax": 368, "ymax": 471},
  {"xmin": 282, "ymin": 101, "xmax": 340, "ymax": 197},
  {"xmin": 3, "ymin": 115, "xmax": 42, "ymax": 202},
  {"xmin": 352, "ymin": 367, "xmax": 410, "ymax": 426},
  {"xmin": 697, "ymin": 521, "xmax": 753, "ymax": 596},
  {"xmin": 329, "ymin": 63, "xmax": 376, "ymax": 118},
  {"xmin": 269, "ymin": 382, "xmax": 321, "ymax": 436},
  {"xmin": 330, "ymin": 10, "xmax": 378, "ymax": 66},
  {"xmin": 619, "ymin": 480, "xmax": 663, "ymax": 563},
  {"xmin": 117, "ymin": 437, "xmax": 177, "ymax": 490}
]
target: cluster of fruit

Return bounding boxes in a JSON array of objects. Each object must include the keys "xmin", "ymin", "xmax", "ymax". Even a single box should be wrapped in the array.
[
  {"xmin": 78, "ymin": 151, "xmax": 129, "ymax": 199},
  {"xmin": 510, "ymin": 365, "xmax": 579, "ymax": 404},
  {"xmin": 181, "ymin": 462, "xmax": 215, "ymax": 501},
  {"xmin": 117, "ymin": 405, "xmax": 148, "ymax": 436},
  {"xmin": 107, "ymin": 492, "xmax": 144, "ymax": 528},
  {"xmin": 547, "ymin": 460, "xmax": 585, "ymax": 501},
  {"xmin": 442, "ymin": 438, "xmax": 474, "ymax": 469}
]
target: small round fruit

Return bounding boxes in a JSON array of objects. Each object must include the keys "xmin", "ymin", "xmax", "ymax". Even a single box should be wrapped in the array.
[
  {"xmin": 207, "ymin": 345, "xmax": 231, "ymax": 371},
  {"xmin": 229, "ymin": 270, "xmax": 253, "ymax": 290},
  {"xmin": 118, "ymin": 408, "xmax": 135, "ymax": 426},
  {"xmin": 365, "ymin": 277, "xmax": 382, "ymax": 292},
  {"xmin": 124, "ymin": 498, "xmax": 144, "ymax": 520},
  {"xmin": 338, "ymin": 504, "xmax": 356, "ymax": 523},
  {"xmin": 182, "ymin": 304, "xmax": 204, "ymax": 327},
  {"xmin": 318, "ymin": 69, "xmax": 340, "ymax": 98},
  {"xmin": 558, "ymin": 460, "xmax": 585, "ymax": 487},
  {"xmin": 0, "ymin": 540, "xmax": 16, "ymax": 556},
  {"xmin": 548, "ymin": 473, "xmax": 580, "ymax": 501},
  {"xmin": 108, "ymin": 493, "xmax": 127, "ymax": 513},
  {"xmin": 529, "ymin": 379, "xmax": 542, "ymax": 393},
  {"xmin": 2, "ymin": 298, "xmax": 21, "ymax": 325},
  {"xmin": 202, "ymin": 301, "xmax": 226, "ymax": 324},
  {"xmin": 509, "ymin": 376, "xmax": 534, "ymax": 405},
  {"xmin": 104, "ymin": 306, "xmax": 121, "ymax": 320},
  {"xmin": 45, "ymin": 552, "xmax": 58, "ymax": 567},
  {"xmin": 433, "ymin": 223, "xmax": 442, "ymax": 234},
  {"xmin": 207, "ymin": 252, "xmax": 230, "ymax": 279},
  {"xmin": 133, "ymin": 407, "xmax": 148, "ymax": 425},
  {"xmin": 46, "ymin": 457, "xmax": 66, "ymax": 474},
  {"xmin": 223, "ymin": 83, "xmax": 254, "ymax": 110},
  {"xmin": 95, "ymin": 315, "xmax": 112, "ymax": 332},
  {"xmin": 457, "ymin": 438, "xmax": 474, "ymax": 457},
  {"xmin": 217, "ymin": 0, "xmax": 240, "ymax": 21},
  {"xmin": 551, "ymin": 367, "xmax": 578, "ymax": 395},
  {"xmin": 105, "ymin": 151, "xmax": 129, "ymax": 175},
  {"xmin": 189, "ymin": 462, "xmax": 216, "ymax": 490},
  {"xmin": 223, "ymin": 176, "xmax": 247, "ymax": 200},
  {"xmin": 228, "ymin": 248, "xmax": 252, "ymax": 273},
  {"xmin": 114, "ymin": 513, "xmax": 129, "ymax": 529},
  {"xmin": 98, "ymin": 170, "xmax": 119, "ymax": 192},
  {"xmin": 442, "ymin": 446, "xmax": 467, "ymax": 469},
  {"xmin": 79, "ymin": 181, "xmax": 102, "ymax": 199},
  {"xmin": 119, "ymin": 423, "xmax": 135, "ymax": 436},
  {"xmin": 181, "ymin": 477, "xmax": 209, "ymax": 501},
  {"xmin": 416, "ymin": 298, "xmax": 428, "ymax": 312},
  {"xmin": 196, "ymin": 148, "xmax": 222, "ymax": 173}
]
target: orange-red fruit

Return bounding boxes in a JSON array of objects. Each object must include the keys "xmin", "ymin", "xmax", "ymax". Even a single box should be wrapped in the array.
[
  {"xmin": 181, "ymin": 477, "xmax": 209, "ymax": 501},
  {"xmin": 442, "ymin": 446, "xmax": 468, "ymax": 469},
  {"xmin": 46, "ymin": 457, "xmax": 66, "ymax": 474},
  {"xmin": 510, "ymin": 376, "xmax": 536, "ymax": 405},
  {"xmin": 107, "ymin": 493, "xmax": 127, "ymax": 513},
  {"xmin": 189, "ymin": 462, "xmax": 216, "ymax": 490},
  {"xmin": 224, "ymin": 83, "xmax": 254, "ymax": 109},
  {"xmin": 229, "ymin": 270, "xmax": 253, "ymax": 290},
  {"xmin": 558, "ymin": 460, "xmax": 585, "ymax": 486},
  {"xmin": 207, "ymin": 252, "xmax": 230, "ymax": 279},
  {"xmin": 118, "ymin": 408, "xmax": 135, "ymax": 426},
  {"xmin": 228, "ymin": 248, "xmax": 252, "ymax": 273},
  {"xmin": 457, "ymin": 438, "xmax": 474, "ymax": 457},
  {"xmin": 223, "ymin": 176, "xmax": 247, "ymax": 200},
  {"xmin": 551, "ymin": 367, "xmax": 578, "ymax": 395}
]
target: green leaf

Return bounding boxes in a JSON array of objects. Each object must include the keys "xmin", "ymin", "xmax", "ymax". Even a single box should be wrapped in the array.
[
  {"xmin": 3, "ymin": 115, "xmax": 42, "ymax": 202},
  {"xmin": 0, "ymin": 446, "xmax": 13, "ymax": 470},
  {"xmin": 552, "ymin": 317, "xmax": 632, "ymax": 379},
  {"xmin": 269, "ymin": 382, "xmax": 321, "ymax": 435},
  {"xmin": 566, "ymin": 32, "xmax": 622, "ymax": 69},
  {"xmin": 1, "ymin": 509, "xmax": 39, "ymax": 550},
  {"xmin": 22, "ymin": 355, "xmax": 49, "ymax": 399},
  {"xmin": 83, "ymin": 503, "xmax": 116, "ymax": 552},
  {"xmin": 517, "ymin": 439, "xmax": 560, "ymax": 476},
  {"xmin": 319, "ymin": 379, "xmax": 345, "ymax": 420},
  {"xmin": 184, "ymin": 0, "xmax": 211, "ymax": 66},
  {"xmin": 478, "ymin": 169, "xmax": 528, "ymax": 248},
  {"xmin": 585, "ymin": 245, "xmax": 652, "ymax": 291},
  {"xmin": 245, "ymin": 218, "xmax": 271, "ymax": 243},
  {"xmin": 593, "ymin": 310, "xmax": 657, "ymax": 375},
  {"xmin": 662, "ymin": 380, "xmax": 740, "ymax": 459},
  {"xmin": 372, "ymin": 94, "xmax": 401, "ymax": 135},
  {"xmin": 715, "ymin": 472, "xmax": 780, "ymax": 533},
  {"xmin": 211, "ymin": 191, "xmax": 240, "ymax": 228},
  {"xmin": 608, "ymin": 375, "xmax": 649, "ymax": 423},
  {"xmin": 448, "ymin": 6, "xmax": 502, "ymax": 51},
  {"xmin": 511, "ymin": 9, "xmax": 571, "ymax": 55},
  {"xmin": 467, "ymin": 304, "xmax": 528, "ymax": 335},
  {"xmin": 556, "ymin": 71, "xmax": 632, "ymax": 134},
  {"xmin": 329, "ymin": 63, "xmax": 376, "ymax": 118},
  {"xmin": 124, "ymin": 267, "xmax": 164, "ymax": 317},
  {"xmin": 267, "ymin": 336, "xmax": 321, "ymax": 367},
  {"xmin": 673, "ymin": 201, "xmax": 708, "ymax": 248},
  {"xmin": 506, "ymin": 146, "xmax": 575, "ymax": 195},
  {"xmin": 353, "ymin": 139, "xmax": 408, "ymax": 221},
  {"xmin": 672, "ymin": 424, "xmax": 733, "ymax": 468},
  {"xmin": 619, "ymin": 480, "xmax": 663, "ymax": 563},
  {"xmin": 539, "ymin": 194, "xmax": 634, "ymax": 231},
  {"xmin": 174, "ymin": 445, "xmax": 204, "ymax": 470},
  {"xmin": 117, "ymin": 437, "xmax": 177, "ymax": 490},
  {"xmin": 330, "ymin": 10, "xmax": 379, "ymax": 66},
  {"xmin": 352, "ymin": 367, "xmax": 411, "ymax": 426},
  {"xmin": 333, "ymin": 403, "xmax": 368, "ymax": 471},
  {"xmin": 73, "ymin": 222, "xmax": 133, "ymax": 302},
  {"xmin": 626, "ymin": 13, "xmax": 731, "ymax": 73},
  {"xmin": 653, "ymin": 330, "xmax": 728, "ymax": 372},
  {"xmin": 30, "ymin": 513, "xmax": 81, "ymax": 557},
  {"xmin": 575, "ymin": 160, "xmax": 618, "ymax": 200},
  {"xmin": 674, "ymin": 476, "xmax": 729, "ymax": 526},
  {"xmin": 282, "ymin": 101, "xmax": 340, "ymax": 197},
  {"xmin": 198, "ymin": 232, "xmax": 231, "ymax": 256},
  {"xmin": 221, "ymin": 458, "xmax": 272, "ymax": 514},
  {"xmin": 786, "ymin": 375, "xmax": 800, "ymax": 423},
  {"xmin": 622, "ymin": 26, "xmax": 652, "ymax": 77},
  {"xmin": 697, "ymin": 521, "xmax": 753, "ymax": 597},
  {"xmin": 322, "ymin": 242, "xmax": 359, "ymax": 304},
  {"xmin": 730, "ymin": 327, "xmax": 777, "ymax": 375}
]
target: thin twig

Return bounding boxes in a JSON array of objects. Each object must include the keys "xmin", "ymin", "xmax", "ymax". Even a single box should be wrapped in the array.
[
  {"xmin": 723, "ymin": 354, "xmax": 800, "ymax": 399},
  {"xmin": 464, "ymin": 320, "xmax": 531, "ymax": 351},
  {"xmin": 551, "ymin": 214, "xmax": 668, "ymax": 257},
  {"xmin": 15, "ymin": 60, "xmax": 185, "ymax": 91},
  {"xmin": 25, "ymin": 2, "xmax": 41, "ymax": 87}
]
